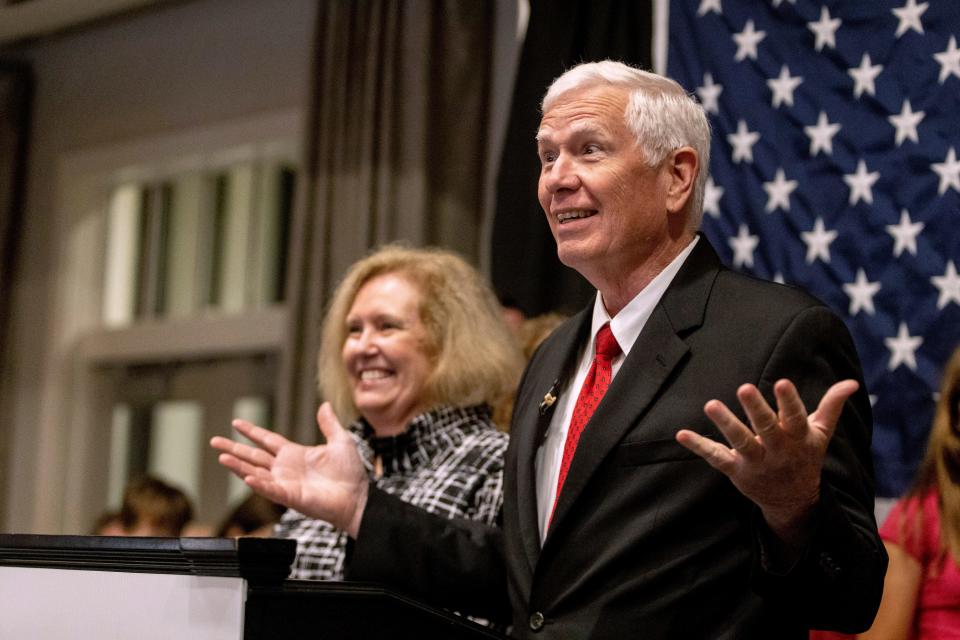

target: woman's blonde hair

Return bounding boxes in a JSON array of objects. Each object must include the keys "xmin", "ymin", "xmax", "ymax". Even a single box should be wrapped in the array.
[
  {"xmin": 318, "ymin": 245, "xmax": 523, "ymax": 425},
  {"xmin": 904, "ymin": 344, "xmax": 960, "ymax": 564}
]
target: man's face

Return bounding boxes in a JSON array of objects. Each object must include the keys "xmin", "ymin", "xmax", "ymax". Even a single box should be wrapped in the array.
[{"xmin": 536, "ymin": 86, "xmax": 671, "ymax": 284}]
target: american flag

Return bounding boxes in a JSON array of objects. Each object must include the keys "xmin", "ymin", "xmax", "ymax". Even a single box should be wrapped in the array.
[{"xmin": 666, "ymin": 0, "xmax": 960, "ymax": 498}]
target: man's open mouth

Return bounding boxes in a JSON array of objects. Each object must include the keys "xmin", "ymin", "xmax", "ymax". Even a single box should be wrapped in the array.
[{"xmin": 557, "ymin": 210, "xmax": 597, "ymax": 224}]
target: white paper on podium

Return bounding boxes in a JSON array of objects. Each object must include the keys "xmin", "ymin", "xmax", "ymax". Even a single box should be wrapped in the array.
[{"xmin": 0, "ymin": 566, "xmax": 246, "ymax": 639}]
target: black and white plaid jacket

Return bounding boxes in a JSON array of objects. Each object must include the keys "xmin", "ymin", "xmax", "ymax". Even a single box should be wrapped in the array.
[{"xmin": 275, "ymin": 404, "xmax": 507, "ymax": 581}]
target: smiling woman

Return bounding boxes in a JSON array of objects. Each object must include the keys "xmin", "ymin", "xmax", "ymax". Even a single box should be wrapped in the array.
[
  {"xmin": 265, "ymin": 245, "xmax": 523, "ymax": 585},
  {"xmin": 340, "ymin": 273, "xmax": 434, "ymax": 438}
]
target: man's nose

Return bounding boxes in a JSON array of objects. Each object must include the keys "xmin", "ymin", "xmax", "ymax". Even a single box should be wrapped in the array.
[{"xmin": 545, "ymin": 154, "xmax": 581, "ymax": 193}]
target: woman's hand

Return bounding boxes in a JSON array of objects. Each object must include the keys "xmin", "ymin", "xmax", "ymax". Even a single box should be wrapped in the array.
[{"xmin": 210, "ymin": 402, "xmax": 369, "ymax": 537}]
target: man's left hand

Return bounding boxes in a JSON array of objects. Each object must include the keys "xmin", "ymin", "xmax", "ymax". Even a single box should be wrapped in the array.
[{"xmin": 676, "ymin": 378, "xmax": 859, "ymax": 547}]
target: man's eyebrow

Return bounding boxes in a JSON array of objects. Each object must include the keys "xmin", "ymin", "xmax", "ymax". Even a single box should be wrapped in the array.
[{"xmin": 535, "ymin": 122, "xmax": 608, "ymax": 144}]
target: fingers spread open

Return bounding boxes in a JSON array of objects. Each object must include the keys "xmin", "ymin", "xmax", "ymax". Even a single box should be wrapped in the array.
[
  {"xmin": 704, "ymin": 398, "xmax": 763, "ymax": 460},
  {"xmin": 676, "ymin": 429, "xmax": 737, "ymax": 472},
  {"xmin": 810, "ymin": 379, "xmax": 859, "ymax": 437},
  {"xmin": 231, "ymin": 419, "xmax": 289, "ymax": 455},
  {"xmin": 737, "ymin": 384, "xmax": 782, "ymax": 443},
  {"xmin": 217, "ymin": 452, "xmax": 268, "ymax": 481},
  {"xmin": 209, "ymin": 435, "xmax": 232, "ymax": 453},
  {"xmin": 211, "ymin": 435, "xmax": 275, "ymax": 470},
  {"xmin": 771, "ymin": 379, "xmax": 809, "ymax": 439}
]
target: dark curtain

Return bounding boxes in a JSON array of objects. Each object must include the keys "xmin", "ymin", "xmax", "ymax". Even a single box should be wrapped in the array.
[
  {"xmin": 490, "ymin": 0, "xmax": 653, "ymax": 316},
  {"xmin": 276, "ymin": 1, "xmax": 494, "ymax": 442},
  {"xmin": 0, "ymin": 62, "xmax": 30, "ymax": 339},
  {"xmin": 0, "ymin": 61, "xmax": 32, "ymax": 524}
]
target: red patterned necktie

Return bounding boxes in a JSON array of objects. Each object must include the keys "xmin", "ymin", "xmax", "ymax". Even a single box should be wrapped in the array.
[{"xmin": 549, "ymin": 322, "xmax": 621, "ymax": 526}]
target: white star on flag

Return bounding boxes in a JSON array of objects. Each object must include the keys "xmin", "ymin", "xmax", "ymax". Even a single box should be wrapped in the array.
[
  {"xmin": 767, "ymin": 65, "xmax": 803, "ymax": 108},
  {"xmin": 843, "ymin": 159, "xmax": 880, "ymax": 205},
  {"xmin": 667, "ymin": 0, "xmax": 960, "ymax": 499},
  {"xmin": 892, "ymin": 0, "xmax": 928, "ymax": 38},
  {"xmin": 728, "ymin": 119, "xmax": 760, "ymax": 163},
  {"xmin": 763, "ymin": 168, "xmax": 798, "ymax": 212},
  {"xmin": 696, "ymin": 72, "xmax": 723, "ymax": 115},
  {"xmin": 703, "ymin": 177, "xmax": 724, "ymax": 218},
  {"xmin": 808, "ymin": 6, "xmax": 841, "ymax": 52},
  {"xmin": 728, "ymin": 224, "xmax": 758, "ymax": 268},
  {"xmin": 932, "ymin": 147, "xmax": 960, "ymax": 194},
  {"xmin": 733, "ymin": 20, "xmax": 766, "ymax": 62},
  {"xmin": 804, "ymin": 111, "xmax": 841, "ymax": 156},
  {"xmin": 932, "ymin": 261, "xmax": 960, "ymax": 309},
  {"xmin": 885, "ymin": 322, "xmax": 923, "ymax": 371},
  {"xmin": 801, "ymin": 217, "xmax": 837, "ymax": 264},
  {"xmin": 843, "ymin": 268, "xmax": 881, "ymax": 315},
  {"xmin": 697, "ymin": 0, "xmax": 722, "ymax": 17},
  {"xmin": 848, "ymin": 53, "xmax": 884, "ymax": 98},
  {"xmin": 888, "ymin": 99, "xmax": 925, "ymax": 146},
  {"xmin": 886, "ymin": 209, "xmax": 924, "ymax": 257},
  {"xmin": 935, "ymin": 35, "xmax": 960, "ymax": 83}
]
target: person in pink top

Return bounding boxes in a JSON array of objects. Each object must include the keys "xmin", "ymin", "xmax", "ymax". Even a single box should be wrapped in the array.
[{"xmin": 860, "ymin": 344, "xmax": 960, "ymax": 640}]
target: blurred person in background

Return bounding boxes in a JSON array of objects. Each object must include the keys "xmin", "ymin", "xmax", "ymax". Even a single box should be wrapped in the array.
[
  {"xmin": 494, "ymin": 311, "xmax": 568, "ymax": 431},
  {"xmin": 517, "ymin": 313, "xmax": 567, "ymax": 362},
  {"xmin": 858, "ymin": 345, "xmax": 960, "ymax": 640},
  {"xmin": 216, "ymin": 493, "xmax": 286, "ymax": 538},
  {"xmin": 90, "ymin": 510, "xmax": 124, "ymax": 536},
  {"xmin": 118, "ymin": 475, "xmax": 193, "ymax": 537},
  {"xmin": 497, "ymin": 293, "xmax": 527, "ymax": 338}
]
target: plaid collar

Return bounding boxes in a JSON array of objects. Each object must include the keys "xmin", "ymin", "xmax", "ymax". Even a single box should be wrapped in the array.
[{"xmin": 350, "ymin": 404, "xmax": 493, "ymax": 476}]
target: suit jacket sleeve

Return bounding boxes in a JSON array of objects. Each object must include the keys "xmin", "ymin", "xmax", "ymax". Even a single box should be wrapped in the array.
[
  {"xmin": 347, "ymin": 484, "xmax": 512, "ymax": 623},
  {"xmin": 747, "ymin": 304, "xmax": 887, "ymax": 632}
]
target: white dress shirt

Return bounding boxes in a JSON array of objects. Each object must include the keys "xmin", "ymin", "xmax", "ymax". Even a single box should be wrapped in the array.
[{"xmin": 534, "ymin": 237, "xmax": 699, "ymax": 540}]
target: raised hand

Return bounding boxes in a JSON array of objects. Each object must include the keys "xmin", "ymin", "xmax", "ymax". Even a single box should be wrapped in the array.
[
  {"xmin": 210, "ymin": 402, "xmax": 369, "ymax": 537},
  {"xmin": 675, "ymin": 378, "xmax": 858, "ymax": 546}
]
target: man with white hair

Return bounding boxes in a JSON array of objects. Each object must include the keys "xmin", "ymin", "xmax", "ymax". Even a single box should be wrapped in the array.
[{"xmin": 214, "ymin": 61, "xmax": 886, "ymax": 638}]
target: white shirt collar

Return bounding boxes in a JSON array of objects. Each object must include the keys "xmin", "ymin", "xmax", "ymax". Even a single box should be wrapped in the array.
[{"xmin": 588, "ymin": 236, "xmax": 699, "ymax": 357}]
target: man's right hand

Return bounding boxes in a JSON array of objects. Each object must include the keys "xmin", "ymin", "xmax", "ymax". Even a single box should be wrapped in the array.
[{"xmin": 210, "ymin": 402, "xmax": 369, "ymax": 538}]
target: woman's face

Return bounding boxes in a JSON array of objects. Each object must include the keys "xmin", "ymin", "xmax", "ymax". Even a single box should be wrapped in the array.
[{"xmin": 341, "ymin": 273, "xmax": 434, "ymax": 436}]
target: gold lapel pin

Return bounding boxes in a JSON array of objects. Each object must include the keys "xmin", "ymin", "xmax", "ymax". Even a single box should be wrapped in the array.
[{"xmin": 539, "ymin": 391, "xmax": 556, "ymax": 415}]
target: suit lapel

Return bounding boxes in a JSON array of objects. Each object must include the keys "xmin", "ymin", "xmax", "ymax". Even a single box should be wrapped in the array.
[
  {"xmin": 542, "ymin": 236, "xmax": 722, "ymax": 544},
  {"xmin": 513, "ymin": 309, "xmax": 590, "ymax": 572},
  {"xmin": 543, "ymin": 307, "xmax": 689, "ymax": 541}
]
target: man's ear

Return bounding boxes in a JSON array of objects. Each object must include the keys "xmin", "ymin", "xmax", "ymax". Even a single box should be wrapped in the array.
[{"xmin": 665, "ymin": 147, "xmax": 698, "ymax": 215}]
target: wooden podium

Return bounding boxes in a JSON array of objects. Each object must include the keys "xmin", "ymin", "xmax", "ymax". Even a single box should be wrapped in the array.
[{"xmin": 0, "ymin": 534, "xmax": 506, "ymax": 639}]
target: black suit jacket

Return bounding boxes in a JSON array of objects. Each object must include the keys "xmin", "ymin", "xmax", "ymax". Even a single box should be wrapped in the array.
[{"xmin": 350, "ymin": 238, "xmax": 886, "ymax": 639}]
